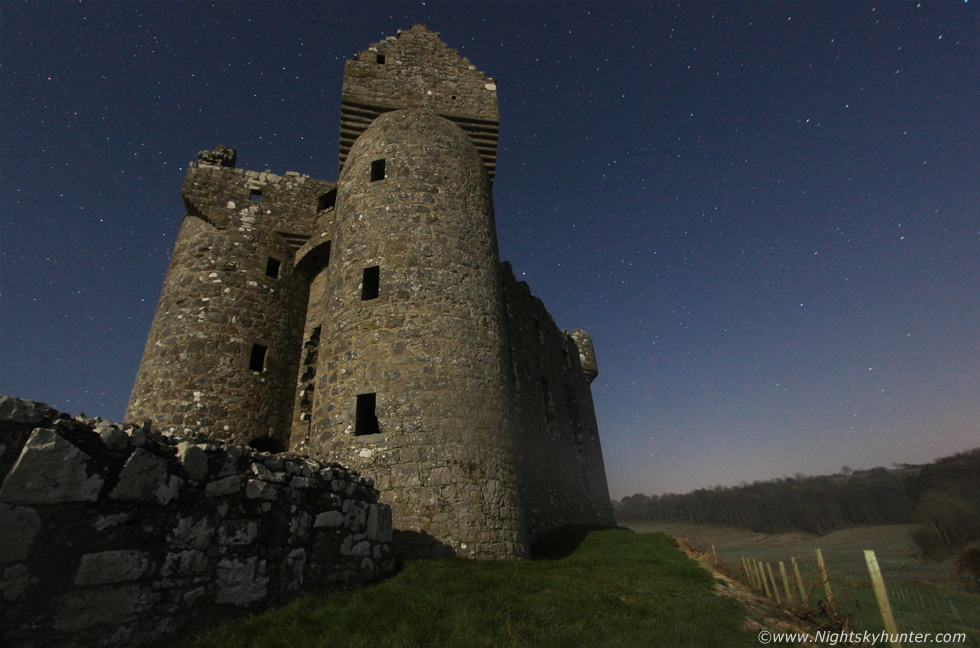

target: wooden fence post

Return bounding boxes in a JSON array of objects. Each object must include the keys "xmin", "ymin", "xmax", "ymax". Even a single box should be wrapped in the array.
[
  {"xmin": 778, "ymin": 560, "xmax": 793, "ymax": 604},
  {"xmin": 766, "ymin": 563, "xmax": 782, "ymax": 603},
  {"xmin": 742, "ymin": 557, "xmax": 757, "ymax": 588},
  {"xmin": 757, "ymin": 561, "xmax": 772, "ymax": 598},
  {"xmin": 791, "ymin": 556, "xmax": 808, "ymax": 605},
  {"xmin": 815, "ymin": 548, "xmax": 834, "ymax": 609},
  {"xmin": 864, "ymin": 549, "xmax": 901, "ymax": 648}
]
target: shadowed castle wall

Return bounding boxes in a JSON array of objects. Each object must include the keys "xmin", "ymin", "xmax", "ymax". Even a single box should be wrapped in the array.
[{"xmin": 500, "ymin": 264, "xmax": 617, "ymax": 540}]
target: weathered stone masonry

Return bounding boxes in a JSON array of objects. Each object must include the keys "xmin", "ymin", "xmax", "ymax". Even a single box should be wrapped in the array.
[
  {"xmin": 500, "ymin": 263, "xmax": 612, "ymax": 542},
  {"xmin": 127, "ymin": 152, "xmax": 336, "ymax": 450},
  {"xmin": 126, "ymin": 25, "xmax": 616, "ymax": 560},
  {"xmin": 0, "ymin": 397, "xmax": 395, "ymax": 648}
]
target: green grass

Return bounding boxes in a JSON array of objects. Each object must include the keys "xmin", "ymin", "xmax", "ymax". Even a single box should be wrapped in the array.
[
  {"xmin": 822, "ymin": 576, "xmax": 980, "ymax": 645},
  {"xmin": 626, "ymin": 522, "xmax": 980, "ymax": 645},
  {"xmin": 169, "ymin": 528, "xmax": 755, "ymax": 648}
]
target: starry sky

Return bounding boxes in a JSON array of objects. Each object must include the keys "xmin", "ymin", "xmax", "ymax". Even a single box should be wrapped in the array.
[{"xmin": 2, "ymin": 1, "xmax": 978, "ymax": 500}]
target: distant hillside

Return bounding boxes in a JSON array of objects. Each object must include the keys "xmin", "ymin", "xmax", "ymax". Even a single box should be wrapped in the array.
[{"xmin": 614, "ymin": 449, "xmax": 980, "ymax": 555}]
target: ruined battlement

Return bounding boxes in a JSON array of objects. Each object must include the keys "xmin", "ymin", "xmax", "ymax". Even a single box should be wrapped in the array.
[{"xmin": 182, "ymin": 153, "xmax": 336, "ymax": 236}]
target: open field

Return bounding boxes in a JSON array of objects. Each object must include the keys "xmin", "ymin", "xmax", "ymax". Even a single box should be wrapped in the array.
[
  {"xmin": 167, "ymin": 528, "xmax": 757, "ymax": 648},
  {"xmin": 626, "ymin": 522, "xmax": 980, "ymax": 645},
  {"xmin": 623, "ymin": 522, "xmax": 955, "ymax": 584}
]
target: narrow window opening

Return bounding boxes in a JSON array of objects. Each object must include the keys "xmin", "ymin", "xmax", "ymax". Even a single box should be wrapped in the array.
[
  {"xmin": 370, "ymin": 159, "xmax": 386, "ymax": 182},
  {"xmin": 297, "ymin": 326, "xmax": 320, "ymax": 422},
  {"xmin": 567, "ymin": 383, "xmax": 584, "ymax": 446},
  {"xmin": 249, "ymin": 344, "xmax": 268, "ymax": 372},
  {"xmin": 248, "ymin": 436, "xmax": 285, "ymax": 453},
  {"xmin": 355, "ymin": 392, "xmax": 381, "ymax": 436},
  {"xmin": 299, "ymin": 386, "xmax": 314, "ymax": 421},
  {"xmin": 317, "ymin": 188, "xmax": 337, "ymax": 211},
  {"xmin": 376, "ymin": 54, "xmax": 386, "ymax": 64},
  {"xmin": 249, "ymin": 189, "xmax": 263, "ymax": 202},
  {"xmin": 509, "ymin": 344, "xmax": 520, "ymax": 393},
  {"xmin": 541, "ymin": 377, "xmax": 556, "ymax": 431},
  {"xmin": 265, "ymin": 257, "xmax": 281, "ymax": 279},
  {"xmin": 361, "ymin": 265, "xmax": 380, "ymax": 301}
]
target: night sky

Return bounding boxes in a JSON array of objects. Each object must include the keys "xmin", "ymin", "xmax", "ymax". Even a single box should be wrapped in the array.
[{"xmin": 2, "ymin": 1, "xmax": 978, "ymax": 499}]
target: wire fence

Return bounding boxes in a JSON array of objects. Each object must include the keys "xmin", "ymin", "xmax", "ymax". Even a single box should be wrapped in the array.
[{"xmin": 736, "ymin": 548, "xmax": 979, "ymax": 647}]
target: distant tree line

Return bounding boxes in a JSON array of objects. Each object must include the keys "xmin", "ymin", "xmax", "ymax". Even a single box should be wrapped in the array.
[{"xmin": 614, "ymin": 449, "xmax": 980, "ymax": 561}]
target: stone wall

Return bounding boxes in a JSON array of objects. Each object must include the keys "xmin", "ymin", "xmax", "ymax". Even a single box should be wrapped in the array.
[
  {"xmin": 126, "ymin": 153, "xmax": 336, "ymax": 449},
  {"xmin": 121, "ymin": 26, "xmax": 616, "ymax": 562},
  {"xmin": 0, "ymin": 396, "xmax": 395, "ymax": 648},
  {"xmin": 339, "ymin": 24, "xmax": 500, "ymax": 181},
  {"xmin": 299, "ymin": 110, "xmax": 527, "ymax": 559},
  {"xmin": 500, "ymin": 263, "xmax": 617, "ymax": 541}
]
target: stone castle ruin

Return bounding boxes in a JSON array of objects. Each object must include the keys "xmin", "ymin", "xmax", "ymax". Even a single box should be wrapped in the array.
[
  {"xmin": 1, "ymin": 25, "xmax": 617, "ymax": 648},
  {"xmin": 126, "ymin": 25, "xmax": 614, "ymax": 559}
]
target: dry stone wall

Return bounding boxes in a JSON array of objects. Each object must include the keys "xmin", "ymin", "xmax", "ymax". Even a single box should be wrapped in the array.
[{"xmin": 0, "ymin": 396, "xmax": 395, "ymax": 648}]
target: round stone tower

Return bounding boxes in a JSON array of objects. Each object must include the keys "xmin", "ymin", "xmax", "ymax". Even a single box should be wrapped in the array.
[
  {"xmin": 306, "ymin": 109, "xmax": 526, "ymax": 557},
  {"xmin": 125, "ymin": 26, "xmax": 617, "ymax": 560},
  {"xmin": 126, "ymin": 148, "xmax": 332, "ymax": 449}
]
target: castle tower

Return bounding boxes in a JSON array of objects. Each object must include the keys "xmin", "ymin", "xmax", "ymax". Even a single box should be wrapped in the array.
[
  {"xmin": 127, "ymin": 26, "xmax": 615, "ymax": 560},
  {"xmin": 291, "ymin": 27, "xmax": 527, "ymax": 558},
  {"xmin": 336, "ymin": 25, "xmax": 499, "ymax": 181},
  {"xmin": 126, "ymin": 147, "xmax": 335, "ymax": 449}
]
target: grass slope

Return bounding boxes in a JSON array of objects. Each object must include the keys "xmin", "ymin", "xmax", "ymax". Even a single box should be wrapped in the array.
[
  {"xmin": 170, "ymin": 528, "xmax": 755, "ymax": 648},
  {"xmin": 627, "ymin": 522, "xmax": 980, "ymax": 642}
]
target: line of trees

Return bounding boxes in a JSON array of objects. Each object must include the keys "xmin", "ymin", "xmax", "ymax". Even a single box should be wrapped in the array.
[{"xmin": 614, "ymin": 449, "xmax": 980, "ymax": 549}]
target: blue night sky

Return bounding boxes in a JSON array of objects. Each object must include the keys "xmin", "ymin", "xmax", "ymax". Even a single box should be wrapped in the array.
[{"xmin": 2, "ymin": 1, "xmax": 977, "ymax": 499}]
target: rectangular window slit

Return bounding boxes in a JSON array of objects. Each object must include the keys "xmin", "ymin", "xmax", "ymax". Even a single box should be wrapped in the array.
[
  {"xmin": 376, "ymin": 54, "xmax": 386, "ymax": 64},
  {"xmin": 361, "ymin": 265, "xmax": 380, "ymax": 301},
  {"xmin": 265, "ymin": 257, "xmax": 281, "ymax": 279},
  {"xmin": 249, "ymin": 189, "xmax": 263, "ymax": 202},
  {"xmin": 355, "ymin": 392, "xmax": 381, "ymax": 436},
  {"xmin": 370, "ymin": 159, "xmax": 386, "ymax": 182},
  {"xmin": 317, "ymin": 188, "xmax": 336, "ymax": 211},
  {"xmin": 249, "ymin": 344, "xmax": 268, "ymax": 372},
  {"xmin": 541, "ymin": 377, "xmax": 556, "ymax": 428}
]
